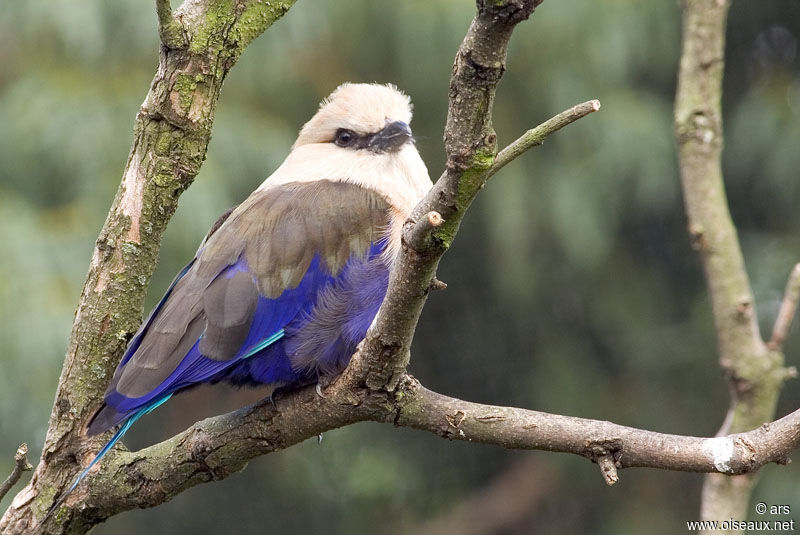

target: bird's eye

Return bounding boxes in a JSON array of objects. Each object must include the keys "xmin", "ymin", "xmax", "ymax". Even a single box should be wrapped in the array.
[{"xmin": 334, "ymin": 129, "xmax": 357, "ymax": 147}]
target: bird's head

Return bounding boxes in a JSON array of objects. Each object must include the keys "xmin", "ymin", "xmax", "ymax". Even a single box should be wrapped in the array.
[
  {"xmin": 263, "ymin": 83, "xmax": 432, "ymax": 226},
  {"xmin": 293, "ymin": 83, "xmax": 414, "ymax": 154}
]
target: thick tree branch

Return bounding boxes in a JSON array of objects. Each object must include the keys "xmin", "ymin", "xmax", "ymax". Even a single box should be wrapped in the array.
[
  {"xmin": 0, "ymin": 1, "xmax": 297, "ymax": 533},
  {"xmin": 0, "ymin": 445, "xmax": 32, "ymax": 504},
  {"xmin": 343, "ymin": 0, "xmax": 545, "ymax": 394},
  {"xmin": 45, "ymin": 373, "xmax": 800, "ymax": 519},
  {"xmin": 674, "ymin": 0, "xmax": 792, "ymax": 527},
  {"xmin": 395, "ymin": 379, "xmax": 800, "ymax": 474}
]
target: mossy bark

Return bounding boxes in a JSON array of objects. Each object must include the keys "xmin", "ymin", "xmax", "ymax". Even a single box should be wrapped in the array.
[
  {"xmin": 347, "ymin": 0, "xmax": 542, "ymax": 393},
  {"xmin": 0, "ymin": 1, "xmax": 297, "ymax": 533}
]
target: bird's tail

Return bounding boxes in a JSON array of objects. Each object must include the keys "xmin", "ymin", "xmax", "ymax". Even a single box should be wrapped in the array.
[{"xmin": 43, "ymin": 394, "xmax": 172, "ymax": 522}]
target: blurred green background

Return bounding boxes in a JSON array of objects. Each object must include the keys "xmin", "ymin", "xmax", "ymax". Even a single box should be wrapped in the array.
[{"xmin": 1, "ymin": 1, "xmax": 799, "ymax": 533}]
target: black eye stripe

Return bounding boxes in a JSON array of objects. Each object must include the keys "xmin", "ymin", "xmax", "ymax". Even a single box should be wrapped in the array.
[
  {"xmin": 331, "ymin": 123, "xmax": 409, "ymax": 153},
  {"xmin": 334, "ymin": 128, "xmax": 360, "ymax": 147}
]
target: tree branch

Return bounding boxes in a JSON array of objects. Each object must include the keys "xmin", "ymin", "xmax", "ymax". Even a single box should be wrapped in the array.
[
  {"xmin": 486, "ymin": 99, "xmax": 600, "ymax": 180},
  {"xmin": 674, "ymin": 0, "xmax": 792, "ymax": 526},
  {"xmin": 394, "ymin": 379, "xmax": 800, "ymax": 474},
  {"xmin": 343, "ymin": 0, "xmax": 546, "ymax": 394},
  {"xmin": 0, "ymin": 1, "xmax": 297, "ymax": 533},
  {"xmin": 0, "ymin": 445, "xmax": 31, "ymax": 504},
  {"xmin": 404, "ymin": 211, "xmax": 444, "ymax": 253},
  {"xmin": 155, "ymin": 0, "xmax": 183, "ymax": 48},
  {"xmin": 768, "ymin": 263, "xmax": 800, "ymax": 351},
  {"xmin": 60, "ymin": 373, "xmax": 800, "ymax": 516}
]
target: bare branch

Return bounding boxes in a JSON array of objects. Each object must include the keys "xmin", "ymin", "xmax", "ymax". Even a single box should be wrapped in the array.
[
  {"xmin": 674, "ymin": 0, "xmax": 791, "ymax": 523},
  {"xmin": 345, "ymin": 0, "xmax": 544, "ymax": 393},
  {"xmin": 428, "ymin": 278, "xmax": 448, "ymax": 292},
  {"xmin": 0, "ymin": 445, "xmax": 31, "ymax": 503},
  {"xmin": 769, "ymin": 263, "xmax": 800, "ymax": 350},
  {"xmin": 596, "ymin": 455, "xmax": 619, "ymax": 486},
  {"xmin": 394, "ymin": 379, "xmax": 800, "ymax": 475},
  {"xmin": 66, "ymin": 374, "xmax": 800, "ymax": 514},
  {"xmin": 486, "ymin": 99, "xmax": 600, "ymax": 180},
  {"xmin": 155, "ymin": 0, "xmax": 172, "ymax": 26},
  {"xmin": 155, "ymin": 0, "xmax": 184, "ymax": 49}
]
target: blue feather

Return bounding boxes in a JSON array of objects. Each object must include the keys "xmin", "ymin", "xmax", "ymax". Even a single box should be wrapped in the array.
[{"xmin": 45, "ymin": 394, "xmax": 173, "ymax": 520}]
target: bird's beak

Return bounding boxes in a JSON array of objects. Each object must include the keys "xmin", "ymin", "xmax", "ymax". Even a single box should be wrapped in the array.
[{"xmin": 368, "ymin": 121, "xmax": 413, "ymax": 153}]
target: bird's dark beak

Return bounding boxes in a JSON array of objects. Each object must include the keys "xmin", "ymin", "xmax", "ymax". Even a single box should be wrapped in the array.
[{"xmin": 369, "ymin": 121, "xmax": 413, "ymax": 153}]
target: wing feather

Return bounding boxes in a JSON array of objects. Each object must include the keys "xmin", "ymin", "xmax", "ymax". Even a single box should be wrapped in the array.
[{"xmin": 92, "ymin": 180, "xmax": 391, "ymax": 433}]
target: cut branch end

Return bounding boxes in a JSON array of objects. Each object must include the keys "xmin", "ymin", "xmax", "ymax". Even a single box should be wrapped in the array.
[{"xmin": 405, "ymin": 211, "xmax": 445, "ymax": 252}]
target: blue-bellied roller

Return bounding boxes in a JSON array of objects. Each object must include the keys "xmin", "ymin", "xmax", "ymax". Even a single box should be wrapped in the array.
[{"xmin": 59, "ymin": 83, "xmax": 433, "ymax": 505}]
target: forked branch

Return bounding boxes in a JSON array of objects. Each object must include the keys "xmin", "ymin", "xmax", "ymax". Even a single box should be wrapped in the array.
[{"xmin": 674, "ymin": 0, "xmax": 793, "ymax": 524}]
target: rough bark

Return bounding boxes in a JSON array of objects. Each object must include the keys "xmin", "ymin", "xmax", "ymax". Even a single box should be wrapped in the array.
[
  {"xmin": 14, "ymin": 373, "xmax": 800, "ymax": 532},
  {"xmin": 0, "ymin": 1, "xmax": 297, "ymax": 533},
  {"xmin": 674, "ymin": 0, "xmax": 794, "ymax": 531},
  {"xmin": 342, "ymin": 0, "xmax": 545, "ymax": 394}
]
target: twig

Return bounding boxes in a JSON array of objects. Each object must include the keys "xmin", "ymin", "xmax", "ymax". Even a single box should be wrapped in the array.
[
  {"xmin": 0, "ymin": 444, "xmax": 32, "ymax": 503},
  {"xmin": 768, "ymin": 263, "xmax": 800, "ymax": 350},
  {"xmin": 428, "ymin": 278, "xmax": 448, "ymax": 291},
  {"xmin": 155, "ymin": 0, "xmax": 183, "ymax": 49},
  {"xmin": 485, "ymin": 99, "xmax": 601, "ymax": 180}
]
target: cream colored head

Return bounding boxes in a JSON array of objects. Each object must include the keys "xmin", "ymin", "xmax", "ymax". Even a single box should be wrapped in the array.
[
  {"xmin": 293, "ymin": 83, "xmax": 413, "ymax": 148},
  {"xmin": 265, "ymin": 82, "xmax": 430, "ymax": 210},
  {"xmin": 261, "ymin": 82, "xmax": 433, "ymax": 259}
]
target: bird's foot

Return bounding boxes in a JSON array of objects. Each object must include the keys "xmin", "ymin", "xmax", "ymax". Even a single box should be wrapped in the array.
[{"xmin": 314, "ymin": 375, "xmax": 334, "ymax": 398}]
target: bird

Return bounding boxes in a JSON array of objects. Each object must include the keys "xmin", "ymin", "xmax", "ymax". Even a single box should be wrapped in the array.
[{"xmin": 54, "ymin": 82, "xmax": 432, "ymax": 509}]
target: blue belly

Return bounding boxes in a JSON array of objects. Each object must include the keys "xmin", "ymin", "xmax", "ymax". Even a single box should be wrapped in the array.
[{"xmin": 214, "ymin": 244, "xmax": 390, "ymax": 388}]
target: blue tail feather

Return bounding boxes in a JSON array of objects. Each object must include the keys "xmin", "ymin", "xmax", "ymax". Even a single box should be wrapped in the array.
[{"xmin": 44, "ymin": 394, "xmax": 172, "ymax": 521}]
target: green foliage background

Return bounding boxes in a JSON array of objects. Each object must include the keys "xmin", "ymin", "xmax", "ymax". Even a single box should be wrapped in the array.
[{"xmin": 1, "ymin": 1, "xmax": 799, "ymax": 533}]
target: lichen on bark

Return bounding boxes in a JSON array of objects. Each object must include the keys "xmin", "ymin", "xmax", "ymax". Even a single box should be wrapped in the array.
[{"xmin": 0, "ymin": 1, "xmax": 298, "ymax": 533}]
